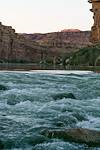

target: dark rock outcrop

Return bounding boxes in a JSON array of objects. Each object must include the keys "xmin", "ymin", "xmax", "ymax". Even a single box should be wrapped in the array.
[
  {"xmin": 41, "ymin": 128, "xmax": 100, "ymax": 146},
  {"xmin": 0, "ymin": 85, "xmax": 8, "ymax": 91},
  {"xmin": 0, "ymin": 140, "xmax": 4, "ymax": 149},
  {"xmin": 7, "ymin": 99, "xmax": 19, "ymax": 105},
  {"xmin": 52, "ymin": 93, "xmax": 76, "ymax": 100}
]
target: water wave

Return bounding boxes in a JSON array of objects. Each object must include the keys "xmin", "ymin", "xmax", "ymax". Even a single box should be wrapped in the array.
[{"xmin": 0, "ymin": 71, "xmax": 99, "ymax": 149}]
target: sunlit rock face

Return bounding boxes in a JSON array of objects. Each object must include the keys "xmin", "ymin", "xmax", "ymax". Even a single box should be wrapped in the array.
[
  {"xmin": 89, "ymin": 0, "xmax": 100, "ymax": 43},
  {"xmin": 0, "ymin": 22, "xmax": 45, "ymax": 63},
  {"xmin": 0, "ymin": 22, "xmax": 16, "ymax": 61}
]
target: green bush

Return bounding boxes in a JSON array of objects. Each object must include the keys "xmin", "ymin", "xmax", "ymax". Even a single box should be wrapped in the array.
[{"xmin": 68, "ymin": 44, "xmax": 100, "ymax": 66}]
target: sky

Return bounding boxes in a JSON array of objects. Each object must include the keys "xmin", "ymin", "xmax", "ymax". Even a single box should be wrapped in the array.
[{"xmin": 0, "ymin": 0, "xmax": 93, "ymax": 33}]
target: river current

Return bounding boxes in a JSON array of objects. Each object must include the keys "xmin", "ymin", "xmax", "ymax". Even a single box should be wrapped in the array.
[{"xmin": 0, "ymin": 70, "xmax": 100, "ymax": 150}]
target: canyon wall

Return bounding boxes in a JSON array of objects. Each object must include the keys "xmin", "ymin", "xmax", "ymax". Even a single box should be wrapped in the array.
[
  {"xmin": 0, "ymin": 22, "xmax": 91, "ymax": 64},
  {"xmin": 0, "ymin": 22, "xmax": 16, "ymax": 61},
  {"xmin": 89, "ymin": 0, "xmax": 100, "ymax": 43},
  {"xmin": 23, "ymin": 30, "xmax": 91, "ymax": 49},
  {"xmin": 22, "ymin": 31, "xmax": 91, "ymax": 63},
  {"xmin": 0, "ymin": 22, "xmax": 47, "ymax": 63}
]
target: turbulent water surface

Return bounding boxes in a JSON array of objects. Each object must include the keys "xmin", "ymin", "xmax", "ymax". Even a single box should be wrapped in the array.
[{"xmin": 0, "ymin": 70, "xmax": 100, "ymax": 150}]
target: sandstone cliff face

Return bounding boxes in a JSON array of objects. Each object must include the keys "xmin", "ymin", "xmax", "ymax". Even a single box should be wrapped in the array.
[
  {"xmin": 0, "ymin": 22, "xmax": 16, "ymax": 61},
  {"xmin": 22, "ymin": 31, "xmax": 91, "ymax": 64},
  {"xmin": 0, "ymin": 22, "xmax": 46, "ymax": 63},
  {"xmin": 89, "ymin": 0, "xmax": 100, "ymax": 43},
  {"xmin": 0, "ymin": 22, "xmax": 91, "ymax": 64},
  {"xmin": 22, "ymin": 31, "xmax": 91, "ymax": 49}
]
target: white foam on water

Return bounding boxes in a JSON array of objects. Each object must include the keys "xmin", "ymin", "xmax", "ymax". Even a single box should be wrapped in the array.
[
  {"xmin": 0, "ymin": 70, "xmax": 93, "ymax": 75},
  {"xmin": 0, "ymin": 70, "xmax": 99, "ymax": 150},
  {"xmin": 77, "ymin": 115, "xmax": 100, "ymax": 131},
  {"xmin": 30, "ymin": 70, "xmax": 93, "ymax": 75}
]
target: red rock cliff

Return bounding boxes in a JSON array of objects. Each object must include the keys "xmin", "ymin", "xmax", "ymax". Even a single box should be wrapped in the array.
[{"xmin": 0, "ymin": 22, "xmax": 91, "ymax": 64}]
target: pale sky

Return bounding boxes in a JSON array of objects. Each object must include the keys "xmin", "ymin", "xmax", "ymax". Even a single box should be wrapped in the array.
[{"xmin": 0, "ymin": 0, "xmax": 93, "ymax": 33}]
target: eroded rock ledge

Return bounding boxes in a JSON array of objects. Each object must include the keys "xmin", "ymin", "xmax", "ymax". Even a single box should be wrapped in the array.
[{"xmin": 41, "ymin": 128, "xmax": 100, "ymax": 146}]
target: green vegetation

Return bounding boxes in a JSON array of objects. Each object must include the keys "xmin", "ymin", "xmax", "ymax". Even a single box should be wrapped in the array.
[{"xmin": 66, "ymin": 44, "xmax": 100, "ymax": 66}]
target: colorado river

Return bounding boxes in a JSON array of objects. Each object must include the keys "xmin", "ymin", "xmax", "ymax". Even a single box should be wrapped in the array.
[{"xmin": 0, "ymin": 70, "xmax": 100, "ymax": 150}]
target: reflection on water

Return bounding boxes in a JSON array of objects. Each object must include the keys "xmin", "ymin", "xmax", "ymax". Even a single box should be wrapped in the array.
[{"xmin": 0, "ymin": 63, "xmax": 100, "ymax": 72}]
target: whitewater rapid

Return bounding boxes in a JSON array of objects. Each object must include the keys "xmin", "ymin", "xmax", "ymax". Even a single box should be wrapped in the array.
[{"xmin": 0, "ymin": 70, "xmax": 100, "ymax": 150}]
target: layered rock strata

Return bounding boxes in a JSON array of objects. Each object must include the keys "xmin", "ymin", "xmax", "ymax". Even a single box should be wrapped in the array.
[
  {"xmin": 0, "ymin": 22, "xmax": 47, "ymax": 63},
  {"xmin": 89, "ymin": 0, "xmax": 100, "ymax": 43},
  {"xmin": 0, "ymin": 22, "xmax": 91, "ymax": 64},
  {"xmin": 22, "ymin": 31, "xmax": 91, "ymax": 49}
]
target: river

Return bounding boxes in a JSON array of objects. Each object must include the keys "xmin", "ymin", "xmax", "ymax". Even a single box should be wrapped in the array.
[{"xmin": 0, "ymin": 70, "xmax": 100, "ymax": 150}]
